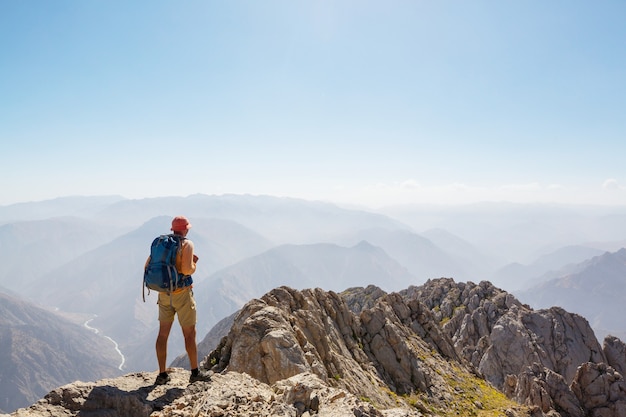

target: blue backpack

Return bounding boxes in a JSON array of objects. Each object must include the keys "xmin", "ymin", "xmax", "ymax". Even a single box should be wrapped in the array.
[{"xmin": 143, "ymin": 234, "xmax": 186, "ymax": 301}]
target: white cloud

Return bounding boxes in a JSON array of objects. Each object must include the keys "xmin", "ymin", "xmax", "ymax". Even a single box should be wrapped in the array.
[{"xmin": 602, "ymin": 178, "xmax": 623, "ymax": 190}]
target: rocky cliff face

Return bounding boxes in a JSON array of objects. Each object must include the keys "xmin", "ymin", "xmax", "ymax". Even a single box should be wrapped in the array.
[
  {"xmin": 403, "ymin": 278, "xmax": 626, "ymax": 417},
  {"xmin": 7, "ymin": 279, "xmax": 626, "ymax": 417}
]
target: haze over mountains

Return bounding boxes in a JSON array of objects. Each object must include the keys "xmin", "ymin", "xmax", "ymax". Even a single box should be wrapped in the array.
[
  {"xmin": 0, "ymin": 292, "xmax": 121, "ymax": 413},
  {"xmin": 518, "ymin": 248, "xmax": 626, "ymax": 342},
  {"xmin": 2, "ymin": 194, "xmax": 626, "ymax": 413}
]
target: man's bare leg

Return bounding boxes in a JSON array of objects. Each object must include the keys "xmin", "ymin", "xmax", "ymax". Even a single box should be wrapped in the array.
[
  {"xmin": 156, "ymin": 321, "xmax": 174, "ymax": 373},
  {"xmin": 181, "ymin": 324, "xmax": 198, "ymax": 370}
]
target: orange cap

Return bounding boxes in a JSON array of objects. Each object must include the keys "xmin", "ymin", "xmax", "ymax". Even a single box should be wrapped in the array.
[{"xmin": 171, "ymin": 216, "xmax": 191, "ymax": 232}]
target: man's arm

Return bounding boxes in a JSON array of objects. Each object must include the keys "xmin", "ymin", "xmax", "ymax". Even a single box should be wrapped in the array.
[{"xmin": 179, "ymin": 240, "xmax": 197, "ymax": 276}]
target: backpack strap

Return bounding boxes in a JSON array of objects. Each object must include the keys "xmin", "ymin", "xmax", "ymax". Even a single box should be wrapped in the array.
[{"xmin": 143, "ymin": 256, "xmax": 149, "ymax": 302}]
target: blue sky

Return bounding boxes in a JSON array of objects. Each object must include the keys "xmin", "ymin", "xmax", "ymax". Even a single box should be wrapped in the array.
[{"xmin": 1, "ymin": 1, "xmax": 625, "ymax": 207}]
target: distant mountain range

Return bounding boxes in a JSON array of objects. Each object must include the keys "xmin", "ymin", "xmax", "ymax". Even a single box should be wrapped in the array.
[
  {"xmin": 0, "ymin": 291, "xmax": 122, "ymax": 413},
  {"xmin": 0, "ymin": 217, "xmax": 126, "ymax": 295},
  {"xmin": 192, "ymin": 240, "xmax": 415, "ymax": 337},
  {"xmin": 517, "ymin": 248, "xmax": 626, "ymax": 341},
  {"xmin": 382, "ymin": 202, "xmax": 626, "ymax": 263},
  {"xmin": 3, "ymin": 195, "xmax": 626, "ymax": 413},
  {"xmin": 491, "ymin": 245, "xmax": 606, "ymax": 291}
]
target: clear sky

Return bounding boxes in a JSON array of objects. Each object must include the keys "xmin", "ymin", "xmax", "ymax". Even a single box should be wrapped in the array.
[{"xmin": 1, "ymin": 1, "xmax": 625, "ymax": 208}]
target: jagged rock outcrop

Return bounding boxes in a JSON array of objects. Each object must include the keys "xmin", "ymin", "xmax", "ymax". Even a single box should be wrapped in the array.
[
  {"xmin": 206, "ymin": 285, "xmax": 529, "ymax": 416},
  {"xmin": 206, "ymin": 287, "xmax": 395, "ymax": 406},
  {"xmin": 341, "ymin": 284, "xmax": 387, "ymax": 314},
  {"xmin": 8, "ymin": 279, "xmax": 626, "ymax": 417},
  {"xmin": 506, "ymin": 363, "xmax": 584, "ymax": 417},
  {"xmin": 403, "ymin": 278, "xmax": 626, "ymax": 417},
  {"xmin": 404, "ymin": 279, "xmax": 604, "ymax": 384},
  {"xmin": 604, "ymin": 336, "xmax": 626, "ymax": 377},
  {"xmin": 571, "ymin": 362, "xmax": 626, "ymax": 417}
]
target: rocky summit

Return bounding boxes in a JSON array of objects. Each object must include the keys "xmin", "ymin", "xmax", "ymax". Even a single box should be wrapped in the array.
[{"xmin": 6, "ymin": 278, "xmax": 626, "ymax": 417}]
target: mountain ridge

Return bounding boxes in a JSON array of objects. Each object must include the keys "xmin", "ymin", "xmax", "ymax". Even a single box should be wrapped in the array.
[
  {"xmin": 0, "ymin": 291, "xmax": 122, "ymax": 413},
  {"xmin": 5, "ymin": 195, "xmax": 626, "ymax": 415},
  {"xmin": 517, "ymin": 247, "xmax": 626, "ymax": 341},
  {"xmin": 7, "ymin": 279, "xmax": 626, "ymax": 417}
]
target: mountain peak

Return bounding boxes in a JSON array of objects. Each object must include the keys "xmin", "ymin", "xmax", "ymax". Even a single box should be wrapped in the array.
[{"xmin": 8, "ymin": 280, "xmax": 626, "ymax": 417}]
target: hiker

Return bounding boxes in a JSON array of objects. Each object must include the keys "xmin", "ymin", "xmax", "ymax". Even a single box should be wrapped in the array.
[{"xmin": 145, "ymin": 215, "xmax": 211, "ymax": 385}]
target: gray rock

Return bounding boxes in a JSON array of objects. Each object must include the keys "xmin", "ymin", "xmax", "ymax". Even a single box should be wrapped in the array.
[
  {"xmin": 604, "ymin": 336, "xmax": 626, "ymax": 377},
  {"xmin": 571, "ymin": 362, "xmax": 626, "ymax": 416},
  {"xmin": 11, "ymin": 279, "xmax": 626, "ymax": 417},
  {"xmin": 9, "ymin": 370, "xmax": 410, "ymax": 417},
  {"xmin": 403, "ymin": 278, "xmax": 626, "ymax": 417}
]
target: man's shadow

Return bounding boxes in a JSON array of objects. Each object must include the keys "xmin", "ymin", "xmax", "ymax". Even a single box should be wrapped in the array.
[{"xmin": 77, "ymin": 382, "xmax": 185, "ymax": 416}]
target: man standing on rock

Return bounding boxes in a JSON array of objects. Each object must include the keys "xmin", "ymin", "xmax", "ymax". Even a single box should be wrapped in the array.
[{"xmin": 147, "ymin": 215, "xmax": 211, "ymax": 385}]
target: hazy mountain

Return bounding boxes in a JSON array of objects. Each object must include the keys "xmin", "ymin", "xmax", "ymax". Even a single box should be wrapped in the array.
[
  {"xmin": 5, "ymin": 196, "xmax": 626, "ymax": 265},
  {"xmin": 333, "ymin": 227, "xmax": 491, "ymax": 282},
  {"xmin": 0, "ymin": 195, "xmax": 126, "ymax": 225},
  {"xmin": 0, "ymin": 217, "xmax": 128, "ymax": 295},
  {"xmin": 0, "ymin": 291, "xmax": 122, "ymax": 413},
  {"xmin": 333, "ymin": 228, "xmax": 460, "ymax": 282},
  {"xmin": 31, "ymin": 215, "xmax": 271, "ymax": 309},
  {"xmin": 191, "ymin": 241, "xmax": 416, "ymax": 342},
  {"xmin": 420, "ymin": 227, "xmax": 500, "ymax": 277},
  {"xmin": 0, "ymin": 284, "xmax": 20, "ymax": 297},
  {"xmin": 382, "ymin": 202, "xmax": 626, "ymax": 264},
  {"xmin": 2, "ymin": 194, "xmax": 410, "ymax": 245},
  {"xmin": 491, "ymin": 245, "xmax": 606, "ymax": 292},
  {"xmin": 517, "ymin": 248, "xmax": 626, "ymax": 341},
  {"xmin": 92, "ymin": 194, "xmax": 411, "ymax": 243}
]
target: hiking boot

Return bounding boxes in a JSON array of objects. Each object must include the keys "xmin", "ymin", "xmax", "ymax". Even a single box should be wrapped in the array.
[
  {"xmin": 154, "ymin": 372, "xmax": 171, "ymax": 385},
  {"xmin": 189, "ymin": 370, "xmax": 212, "ymax": 383}
]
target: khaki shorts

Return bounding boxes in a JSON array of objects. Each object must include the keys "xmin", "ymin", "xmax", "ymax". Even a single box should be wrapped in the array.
[{"xmin": 157, "ymin": 289, "xmax": 197, "ymax": 327}]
